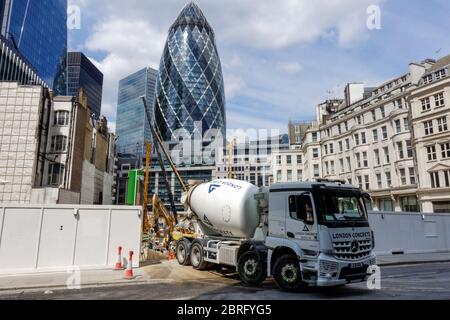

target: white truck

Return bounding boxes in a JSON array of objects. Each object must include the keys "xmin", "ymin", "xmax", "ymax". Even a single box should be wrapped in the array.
[{"xmin": 175, "ymin": 178, "xmax": 377, "ymax": 291}]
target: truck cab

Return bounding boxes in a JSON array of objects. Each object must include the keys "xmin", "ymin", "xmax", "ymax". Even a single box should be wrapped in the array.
[{"xmin": 265, "ymin": 180, "xmax": 377, "ymax": 290}]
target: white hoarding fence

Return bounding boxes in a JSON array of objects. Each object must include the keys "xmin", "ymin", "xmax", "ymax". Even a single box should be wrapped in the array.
[
  {"xmin": 0, "ymin": 205, "xmax": 142, "ymax": 274},
  {"xmin": 369, "ymin": 211, "xmax": 450, "ymax": 255}
]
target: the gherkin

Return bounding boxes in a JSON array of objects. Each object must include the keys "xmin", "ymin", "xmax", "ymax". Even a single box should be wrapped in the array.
[{"xmin": 154, "ymin": 2, "xmax": 226, "ymax": 147}]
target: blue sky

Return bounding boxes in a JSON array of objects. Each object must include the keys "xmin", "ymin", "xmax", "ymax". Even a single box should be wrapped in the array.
[{"xmin": 68, "ymin": 0, "xmax": 450, "ymax": 133}]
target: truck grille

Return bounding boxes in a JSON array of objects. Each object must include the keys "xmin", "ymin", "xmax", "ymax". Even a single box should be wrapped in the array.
[{"xmin": 333, "ymin": 240, "xmax": 372, "ymax": 261}]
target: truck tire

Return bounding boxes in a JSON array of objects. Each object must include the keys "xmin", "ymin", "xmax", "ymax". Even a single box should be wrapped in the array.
[
  {"xmin": 190, "ymin": 242, "xmax": 212, "ymax": 270},
  {"xmin": 237, "ymin": 251, "xmax": 267, "ymax": 286},
  {"xmin": 273, "ymin": 254, "xmax": 303, "ymax": 292},
  {"xmin": 176, "ymin": 240, "xmax": 191, "ymax": 266}
]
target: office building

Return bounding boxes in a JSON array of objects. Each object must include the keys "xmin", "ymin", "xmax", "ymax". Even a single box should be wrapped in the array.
[
  {"xmin": 272, "ymin": 55, "xmax": 450, "ymax": 213},
  {"xmin": 0, "ymin": 83, "xmax": 115, "ymax": 204},
  {"xmin": 154, "ymin": 2, "xmax": 226, "ymax": 162},
  {"xmin": 67, "ymin": 52, "xmax": 104, "ymax": 119},
  {"xmin": 116, "ymin": 67, "xmax": 158, "ymax": 156},
  {"xmin": 0, "ymin": 0, "xmax": 68, "ymax": 94}
]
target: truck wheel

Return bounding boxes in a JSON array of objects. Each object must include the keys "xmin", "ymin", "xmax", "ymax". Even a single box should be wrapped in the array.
[
  {"xmin": 238, "ymin": 251, "xmax": 267, "ymax": 286},
  {"xmin": 190, "ymin": 243, "xmax": 212, "ymax": 270},
  {"xmin": 273, "ymin": 255, "xmax": 303, "ymax": 292},
  {"xmin": 176, "ymin": 240, "xmax": 191, "ymax": 266}
]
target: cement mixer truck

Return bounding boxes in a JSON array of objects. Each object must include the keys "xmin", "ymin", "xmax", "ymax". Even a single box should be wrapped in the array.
[{"xmin": 175, "ymin": 179, "xmax": 377, "ymax": 291}]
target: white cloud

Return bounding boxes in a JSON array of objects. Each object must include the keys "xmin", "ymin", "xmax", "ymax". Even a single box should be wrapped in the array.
[
  {"xmin": 276, "ymin": 62, "xmax": 303, "ymax": 74},
  {"xmin": 69, "ymin": 0, "xmax": 385, "ymax": 130}
]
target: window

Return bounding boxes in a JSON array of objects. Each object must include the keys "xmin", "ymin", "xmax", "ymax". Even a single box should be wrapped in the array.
[
  {"xmin": 427, "ymin": 145, "xmax": 437, "ymax": 161},
  {"xmin": 435, "ymin": 93, "xmax": 445, "ymax": 107},
  {"xmin": 325, "ymin": 162, "xmax": 329, "ymax": 175},
  {"xmin": 435, "ymin": 69, "xmax": 446, "ymax": 80},
  {"xmin": 424, "ymin": 120, "xmax": 434, "ymax": 135},
  {"xmin": 339, "ymin": 159, "xmax": 344, "ymax": 173},
  {"xmin": 287, "ymin": 170, "xmax": 292, "ymax": 181},
  {"xmin": 47, "ymin": 164, "xmax": 65, "ymax": 186},
  {"xmin": 356, "ymin": 153, "xmax": 361, "ymax": 168},
  {"xmin": 430, "ymin": 172, "xmax": 440, "ymax": 189},
  {"xmin": 373, "ymin": 129, "xmax": 378, "ymax": 142},
  {"xmin": 409, "ymin": 168, "xmax": 416, "ymax": 185},
  {"xmin": 329, "ymin": 143, "xmax": 334, "ymax": 154},
  {"xmin": 354, "ymin": 134, "xmax": 360, "ymax": 146},
  {"xmin": 400, "ymin": 196, "xmax": 419, "ymax": 212},
  {"xmin": 384, "ymin": 147, "xmax": 390, "ymax": 164},
  {"xmin": 397, "ymin": 99, "xmax": 403, "ymax": 109},
  {"xmin": 445, "ymin": 171, "xmax": 450, "ymax": 188},
  {"xmin": 356, "ymin": 115, "xmax": 362, "ymax": 125},
  {"xmin": 404, "ymin": 118, "xmax": 410, "ymax": 131},
  {"xmin": 421, "ymin": 97, "xmax": 431, "ymax": 111},
  {"xmin": 395, "ymin": 119, "xmax": 401, "ymax": 133},
  {"xmin": 361, "ymin": 132, "xmax": 367, "ymax": 144},
  {"xmin": 363, "ymin": 152, "xmax": 368, "ymax": 167},
  {"xmin": 287, "ymin": 155, "xmax": 292, "ymax": 165},
  {"xmin": 397, "ymin": 142, "xmax": 404, "ymax": 160},
  {"xmin": 330, "ymin": 161, "xmax": 335, "ymax": 175},
  {"xmin": 371, "ymin": 110, "xmax": 376, "ymax": 121},
  {"xmin": 50, "ymin": 136, "xmax": 67, "ymax": 152},
  {"xmin": 437, "ymin": 117, "xmax": 448, "ymax": 132},
  {"xmin": 276, "ymin": 156, "xmax": 282, "ymax": 165},
  {"xmin": 297, "ymin": 155, "xmax": 302, "ymax": 164},
  {"xmin": 338, "ymin": 125, "xmax": 342, "ymax": 135},
  {"xmin": 380, "ymin": 198, "xmax": 394, "ymax": 211},
  {"xmin": 374, "ymin": 149, "xmax": 380, "ymax": 166},
  {"xmin": 406, "ymin": 140, "xmax": 413, "ymax": 158},
  {"xmin": 441, "ymin": 142, "xmax": 450, "ymax": 159},
  {"xmin": 313, "ymin": 148, "xmax": 319, "ymax": 158},
  {"xmin": 345, "ymin": 121, "xmax": 349, "ymax": 131},
  {"xmin": 385, "ymin": 172, "xmax": 392, "ymax": 187},
  {"xmin": 376, "ymin": 174, "xmax": 382, "ymax": 189},
  {"xmin": 380, "ymin": 106, "xmax": 386, "ymax": 118},
  {"xmin": 364, "ymin": 175, "xmax": 370, "ymax": 190},
  {"xmin": 382, "ymin": 126, "xmax": 388, "ymax": 139},
  {"xmin": 345, "ymin": 138, "xmax": 350, "ymax": 150},
  {"xmin": 313, "ymin": 164, "xmax": 320, "ymax": 177},
  {"xmin": 312, "ymin": 132, "xmax": 318, "ymax": 142},
  {"xmin": 277, "ymin": 171, "xmax": 282, "ymax": 181},
  {"xmin": 339, "ymin": 141, "xmax": 343, "ymax": 152},
  {"xmin": 357, "ymin": 176, "xmax": 363, "ymax": 190},
  {"xmin": 289, "ymin": 195, "xmax": 314, "ymax": 222},
  {"xmin": 297, "ymin": 170, "xmax": 303, "ymax": 181},
  {"xmin": 54, "ymin": 111, "xmax": 70, "ymax": 126},
  {"xmin": 346, "ymin": 157, "xmax": 351, "ymax": 171},
  {"xmin": 423, "ymin": 75, "xmax": 433, "ymax": 84},
  {"xmin": 399, "ymin": 169, "xmax": 407, "ymax": 186}
]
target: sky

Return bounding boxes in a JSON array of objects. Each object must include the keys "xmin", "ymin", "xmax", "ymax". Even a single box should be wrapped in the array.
[{"xmin": 68, "ymin": 0, "xmax": 450, "ymax": 134}]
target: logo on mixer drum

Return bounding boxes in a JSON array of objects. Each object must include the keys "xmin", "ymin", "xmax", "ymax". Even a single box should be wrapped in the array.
[{"xmin": 208, "ymin": 184, "xmax": 221, "ymax": 194}]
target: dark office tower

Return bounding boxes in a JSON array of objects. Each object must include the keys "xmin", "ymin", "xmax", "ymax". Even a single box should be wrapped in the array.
[
  {"xmin": 154, "ymin": 2, "xmax": 226, "ymax": 148},
  {"xmin": 0, "ymin": 0, "xmax": 68, "ymax": 94},
  {"xmin": 67, "ymin": 52, "xmax": 104, "ymax": 118},
  {"xmin": 116, "ymin": 67, "xmax": 158, "ymax": 156}
]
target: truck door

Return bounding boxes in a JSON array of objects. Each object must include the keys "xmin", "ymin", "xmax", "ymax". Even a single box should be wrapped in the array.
[{"xmin": 286, "ymin": 193, "xmax": 319, "ymax": 252}]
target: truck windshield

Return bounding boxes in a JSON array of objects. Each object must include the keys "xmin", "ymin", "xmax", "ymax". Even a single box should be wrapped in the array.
[{"xmin": 317, "ymin": 191, "xmax": 368, "ymax": 225}]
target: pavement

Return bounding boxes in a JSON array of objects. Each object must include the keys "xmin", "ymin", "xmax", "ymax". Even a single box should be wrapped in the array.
[{"xmin": 0, "ymin": 252, "xmax": 449, "ymax": 298}]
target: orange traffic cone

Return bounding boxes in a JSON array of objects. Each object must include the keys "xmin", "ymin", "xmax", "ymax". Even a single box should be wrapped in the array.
[
  {"xmin": 114, "ymin": 246, "xmax": 124, "ymax": 271},
  {"xmin": 124, "ymin": 251, "xmax": 134, "ymax": 279}
]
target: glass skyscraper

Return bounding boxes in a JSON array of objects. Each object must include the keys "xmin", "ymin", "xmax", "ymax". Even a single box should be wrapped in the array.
[
  {"xmin": 116, "ymin": 67, "xmax": 158, "ymax": 155},
  {"xmin": 67, "ymin": 52, "xmax": 104, "ymax": 119},
  {"xmin": 154, "ymin": 2, "xmax": 226, "ymax": 149},
  {"xmin": 0, "ymin": 0, "xmax": 67, "ymax": 94}
]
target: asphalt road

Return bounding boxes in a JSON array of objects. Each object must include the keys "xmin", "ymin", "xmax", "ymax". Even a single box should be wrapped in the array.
[{"xmin": 2, "ymin": 262, "xmax": 450, "ymax": 300}]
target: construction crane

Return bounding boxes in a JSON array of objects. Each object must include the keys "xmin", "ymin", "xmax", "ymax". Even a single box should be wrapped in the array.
[
  {"xmin": 142, "ymin": 140, "xmax": 152, "ymax": 235},
  {"xmin": 227, "ymin": 138, "xmax": 236, "ymax": 179},
  {"xmin": 141, "ymin": 96, "xmax": 190, "ymax": 239}
]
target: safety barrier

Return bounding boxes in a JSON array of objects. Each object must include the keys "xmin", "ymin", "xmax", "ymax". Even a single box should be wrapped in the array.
[
  {"xmin": 0, "ymin": 205, "xmax": 142, "ymax": 274},
  {"xmin": 369, "ymin": 211, "xmax": 450, "ymax": 255}
]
